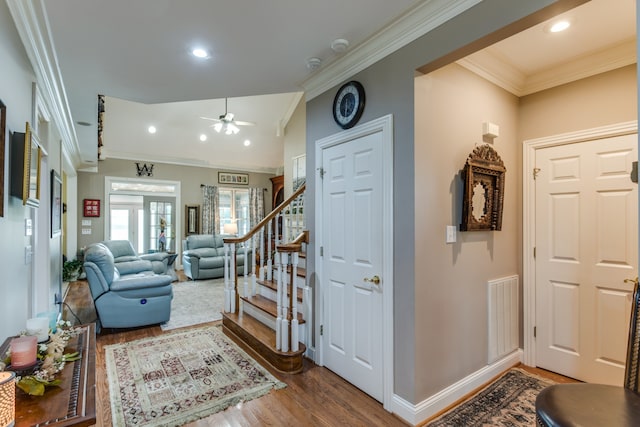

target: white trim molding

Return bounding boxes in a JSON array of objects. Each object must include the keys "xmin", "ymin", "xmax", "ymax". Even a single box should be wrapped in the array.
[
  {"xmin": 315, "ymin": 114, "xmax": 394, "ymax": 410},
  {"xmin": 522, "ymin": 121, "xmax": 638, "ymax": 367},
  {"xmin": 301, "ymin": 0, "xmax": 481, "ymax": 100},
  {"xmin": 6, "ymin": 0, "xmax": 81, "ymax": 170},
  {"xmin": 391, "ymin": 350, "xmax": 523, "ymax": 425}
]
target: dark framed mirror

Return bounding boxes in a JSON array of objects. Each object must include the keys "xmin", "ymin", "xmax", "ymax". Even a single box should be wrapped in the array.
[{"xmin": 460, "ymin": 144, "xmax": 506, "ymax": 231}]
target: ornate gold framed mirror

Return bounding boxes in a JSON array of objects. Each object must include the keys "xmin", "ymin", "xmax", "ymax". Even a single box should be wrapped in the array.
[{"xmin": 460, "ymin": 144, "xmax": 506, "ymax": 231}]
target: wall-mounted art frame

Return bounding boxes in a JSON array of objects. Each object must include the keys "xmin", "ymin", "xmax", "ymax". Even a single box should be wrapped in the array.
[
  {"xmin": 51, "ymin": 170, "xmax": 62, "ymax": 237},
  {"xmin": 185, "ymin": 204, "xmax": 200, "ymax": 236},
  {"xmin": 83, "ymin": 198, "xmax": 100, "ymax": 217},
  {"xmin": 0, "ymin": 99, "xmax": 5, "ymax": 217},
  {"xmin": 292, "ymin": 154, "xmax": 306, "ymax": 191},
  {"xmin": 460, "ymin": 144, "xmax": 506, "ymax": 231},
  {"xmin": 218, "ymin": 172, "xmax": 248, "ymax": 185},
  {"xmin": 11, "ymin": 122, "xmax": 41, "ymax": 208}
]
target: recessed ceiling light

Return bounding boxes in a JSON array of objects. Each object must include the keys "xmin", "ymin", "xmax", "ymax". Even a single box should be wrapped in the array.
[
  {"xmin": 148, "ymin": 126, "xmax": 157, "ymax": 134},
  {"xmin": 549, "ymin": 20, "xmax": 570, "ymax": 33},
  {"xmin": 331, "ymin": 38, "xmax": 349, "ymax": 53},
  {"xmin": 200, "ymin": 134, "xmax": 207, "ymax": 142},
  {"xmin": 244, "ymin": 140, "xmax": 251, "ymax": 147},
  {"xmin": 192, "ymin": 48, "xmax": 209, "ymax": 58},
  {"xmin": 306, "ymin": 57, "xmax": 322, "ymax": 70}
]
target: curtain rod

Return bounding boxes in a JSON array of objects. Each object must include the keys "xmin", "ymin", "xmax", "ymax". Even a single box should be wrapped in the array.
[{"xmin": 200, "ymin": 184, "xmax": 268, "ymax": 190}]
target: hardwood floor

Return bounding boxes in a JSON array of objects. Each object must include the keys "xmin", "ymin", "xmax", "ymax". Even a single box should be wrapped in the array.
[
  {"xmin": 63, "ymin": 273, "xmax": 575, "ymax": 427},
  {"xmin": 63, "ymin": 278, "xmax": 409, "ymax": 426}
]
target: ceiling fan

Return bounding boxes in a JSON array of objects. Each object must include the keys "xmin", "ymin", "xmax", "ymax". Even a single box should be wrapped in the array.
[{"xmin": 200, "ymin": 98, "xmax": 255, "ymax": 135}]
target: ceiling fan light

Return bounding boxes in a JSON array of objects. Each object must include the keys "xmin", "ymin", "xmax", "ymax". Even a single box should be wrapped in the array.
[
  {"xmin": 226, "ymin": 123, "xmax": 239, "ymax": 135},
  {"xmin": 213, "ymin": 123, "xmax": 223, "ymax": 133}
]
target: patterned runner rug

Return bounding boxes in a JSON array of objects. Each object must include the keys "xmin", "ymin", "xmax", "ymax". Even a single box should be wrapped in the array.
[
  {"xmin": 161, "ymin": 279, "xmax": 225, "ymax": 331},
  {"xmin": 426, "ymin": 368, "xmax": 556, "ymax": 426},
  {"xmin": 105, "ymin": 326, "xmax": 286, "ymax": 427}
]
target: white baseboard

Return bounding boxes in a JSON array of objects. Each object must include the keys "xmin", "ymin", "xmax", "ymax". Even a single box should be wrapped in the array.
[{"xmin": 391, "ymin": 349, "xmax": 523, "ymax": 426}]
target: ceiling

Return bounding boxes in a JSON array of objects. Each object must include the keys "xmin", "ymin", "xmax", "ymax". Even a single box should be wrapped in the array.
[{"xmin": 38, "ymin": 0, "xmax": 635, "ymax": 173}]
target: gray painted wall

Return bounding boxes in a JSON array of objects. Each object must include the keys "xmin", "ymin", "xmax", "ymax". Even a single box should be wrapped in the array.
[
  {"xmin": 306, "ymin": 0, "xmax": 570, "ymax": 404},
  {"xmin": 76, "ymin": 158, "xmax": 276, "ymax": 250},
  {"xmin": 0, "ymin": 1, "xmax": 64, "ymax": 339}
]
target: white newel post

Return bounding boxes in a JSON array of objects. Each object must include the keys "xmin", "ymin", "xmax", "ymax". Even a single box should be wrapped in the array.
[
  {"xmin": 259, "ymin": 228, "xmax": 265, "ymax": 281},
  {"xmin": 243, "ymin": 243, "xmax": 248, "ymax": 298},
  {"xmin": 280, "ymin": 252, "xmax": 290, "ymax": 352},
  {"xmin": 267, "ymin": 222, "xmax": 273, "ymax": 281},
  {"xmin": 250, "ymin": 235, "xmax": 257, "ymax": 296},
  {"xmin": 229, "ymin": 242, "xmax": 236, "ymax": 313},
  {"xmin": 223, "ymin": 242, "xmax": 232, "ymax": 312},
  {"xmin": 275, "ymin": 249, "xmax": 282, "ymax": 350},
  {"xmin": 291, "ymin": 251, "xmax": 299, "ymax": 351}
]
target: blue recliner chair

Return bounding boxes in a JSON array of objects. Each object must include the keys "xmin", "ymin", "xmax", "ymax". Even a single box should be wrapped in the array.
[{"xmin": 83, "ymin": 242, "xmax": 173, "ymax": 331}]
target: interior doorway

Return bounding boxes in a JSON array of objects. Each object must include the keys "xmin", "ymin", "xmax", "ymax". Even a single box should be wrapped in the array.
[{"xmin": 104, "ymin": 177, "xmax": 181, "ymax": 257}]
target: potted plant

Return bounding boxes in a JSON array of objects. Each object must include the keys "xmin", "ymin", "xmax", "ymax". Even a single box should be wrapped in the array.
[{"xmin": 63, "ymin": 259, "xmax": 83, "ymax": 282}]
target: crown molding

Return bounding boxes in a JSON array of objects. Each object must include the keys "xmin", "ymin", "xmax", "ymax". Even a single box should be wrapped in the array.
[
  {"xmin": 458, "ymin": 38, "xmax": 637, "ymax": 97},
  {"xmin": 300, "ymin": 0, "xmax": 482, "ymax": 100},
  {"xmin": 102, "ymin": 150, "xmax": 280, "ymax": 175},
  {"xmin": 6, "ymin": 0, "xmax": 82, "ymax": 172}
]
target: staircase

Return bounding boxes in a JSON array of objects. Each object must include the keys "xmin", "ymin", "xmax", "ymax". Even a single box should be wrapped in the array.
[{"xmin": 221, "ymin": 185, "xmax": 309, "ymax": 373}]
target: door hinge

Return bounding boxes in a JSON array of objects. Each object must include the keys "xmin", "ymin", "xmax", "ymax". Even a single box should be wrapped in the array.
[
  {"xmin": 534, "ymin": 326, "xmax": 537, "ymax": 338},
  {"xmin": 533, "ymin": 168, "xmax": 541, "ymax": 180},
  {"xmin": 320, "ymin": 246, "xmax": 323, "ymax": 256},
  {"xmin": 533, "ymin": 247, "xmax": 536, "ymax": 258},
  {"xmin": 318, "ymin": 167, "xmax": 325, "ymax": 178},
  {"xmin": 320, "ymin": 325, "xmax": 324, "ymax": 336}
]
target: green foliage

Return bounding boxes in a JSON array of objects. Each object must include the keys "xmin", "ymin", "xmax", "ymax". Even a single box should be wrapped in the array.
[{"xmin": 63, "ymin": 259, "xmax": 83, "ymax": 281}]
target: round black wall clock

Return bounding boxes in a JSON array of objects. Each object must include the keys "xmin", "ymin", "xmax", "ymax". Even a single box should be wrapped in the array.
[{"xmin": 332, "ymin": 80, "xmax": 365, "ymax": 129}]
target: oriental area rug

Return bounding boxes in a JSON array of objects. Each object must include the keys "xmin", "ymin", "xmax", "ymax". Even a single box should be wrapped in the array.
[
  {"xmin": 105, "ymin": 326, "xmax": 286, "ymax": 427},
  {"xmin": 160, "ymin": 279, "xmax": 225, "ymax": 331},
  {"xmin": 426, "ymin": 368, "xmax": 556, "ymax": 426}
]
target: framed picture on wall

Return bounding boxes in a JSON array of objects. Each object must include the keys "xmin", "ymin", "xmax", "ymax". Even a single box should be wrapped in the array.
[
  {"xmin": 0, "ymin": 99, "xmax": 5, "ymax": 217},
  {"xmin": 185, "ymin": 204, "xmax": 200, "ymax": 236},
  {"xmin": 83, "ymin": 198, "xmax": 100, "ymax": 217},
  {"xmin": 218, "ymin": 172, "xmax": 248, "ymax": 185},
  {"xmin": 293, "ymin": 154, "xmax": 306, "ymax": 191},
  {"xmin": 51, "ymin": 170, "xmax": 62, "ymax": 237}
]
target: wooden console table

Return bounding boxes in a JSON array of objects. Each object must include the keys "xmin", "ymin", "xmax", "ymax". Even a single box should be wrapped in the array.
[{"xmin": 0, "ymin": 323, "xmax": 96, "ymax": 426}]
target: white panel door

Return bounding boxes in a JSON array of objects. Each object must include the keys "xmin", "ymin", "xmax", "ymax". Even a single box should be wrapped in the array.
[
  {"xmin": 535, "ymin": 133, "xmax": 637, "ymax": 384},
  {"xmin": 322, "ymin": 130, "xmax": 384, "ymax": 401}
]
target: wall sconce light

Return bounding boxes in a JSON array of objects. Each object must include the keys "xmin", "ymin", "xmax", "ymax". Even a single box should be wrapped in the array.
[{"xmin": 0, "ymin": 371, "xmax": 16, "ymax": 427}]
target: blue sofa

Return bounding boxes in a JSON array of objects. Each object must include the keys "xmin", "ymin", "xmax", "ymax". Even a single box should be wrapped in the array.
[
  {"xmin": 182, "ymin": 234, "xmax": 252, "ymax": 280},
  {"xmin": 83, "ymin": 242, "xmax": 173, "ymax": 330}
]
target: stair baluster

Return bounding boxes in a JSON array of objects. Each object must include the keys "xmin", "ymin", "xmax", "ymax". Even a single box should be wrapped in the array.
[
  {"xmin": 290, "ymin": 251, "xmax": 299, "ymax": 352},
  {"xmin": 280, "ymin": 251, "xmax": 290, "ymax": 352},
  {"xmin": 275, "ymin": 249, "xmax": 283, "ymax": 351}
]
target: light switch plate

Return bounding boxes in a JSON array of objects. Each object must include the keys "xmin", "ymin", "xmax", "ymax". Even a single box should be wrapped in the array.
[{"xmin": 446, "ymin": 225, "xmax": 457, "ymax": 243}]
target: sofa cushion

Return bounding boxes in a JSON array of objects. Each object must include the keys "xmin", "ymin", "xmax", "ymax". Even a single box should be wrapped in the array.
[
  {"xmin": 186, "ymin": 234, "xmax": 218, "ymax": 250},
  {"xmin": 199, "ymin": 256, "xmax": 225, "ymax": 269},
  {"xmin": 84, "ymin": 243, "xmax": 116, "ymax": 284},
  {"xmin": 109, "ymin": 272, "xmax": 173, "ymax": 292},
  {"xmin": 184, "ymin": 247, "xmax": 219, "ymax": 259},
  {"xmin": 116, "ymin": 259, "xmax": 154, "ymax": 276},
  {"xmin": 101, "ymin": 240, "xmax": 137, "ymax": 258}
]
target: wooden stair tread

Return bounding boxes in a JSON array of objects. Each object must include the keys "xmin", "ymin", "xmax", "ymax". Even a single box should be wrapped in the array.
[
  {"xmin": 222, "ymin": 311, "xmax": 305, "ymax": 374},
  {"xmin": 241, "ymin": 295, "xmax": 306, "ymax": 324},
  {"xmin": 257, "ymin": 279, "xmax": 304, "ymax": 302}
]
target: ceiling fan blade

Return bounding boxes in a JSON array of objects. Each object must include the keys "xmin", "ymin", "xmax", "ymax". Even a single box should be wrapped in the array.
[
  {"xmin": 235, "ymin": 120, "xmax": 255, "ymax": 126},
  {"xmin": 200, "ymin": 116, "xmax": 221, "ymax": 122}
]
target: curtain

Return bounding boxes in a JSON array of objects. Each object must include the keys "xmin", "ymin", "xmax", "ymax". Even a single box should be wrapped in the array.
[
  {"xmin": 202, "ymin": 185, "xmax": 219, "ymax": 235},
  {"xmin": 248, "ymin": 187, "xmax": 265, "ymax": 229}
]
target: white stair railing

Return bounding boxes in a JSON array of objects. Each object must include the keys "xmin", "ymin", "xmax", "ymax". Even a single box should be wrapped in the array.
[{"xmin": 222, "ymin": 185, "xmax": 307, "ymax": 353}]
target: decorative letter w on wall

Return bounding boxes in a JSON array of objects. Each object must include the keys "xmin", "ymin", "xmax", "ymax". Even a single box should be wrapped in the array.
[{"xmin": 135, "ymin": 162, "xmax": 154, "ymax": 177}]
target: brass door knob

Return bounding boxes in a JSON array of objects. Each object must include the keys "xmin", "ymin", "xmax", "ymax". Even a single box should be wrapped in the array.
[
  {"xmin": 624, "ymin": 277, "xmax": 639, "ymax": 285},
  {"xmin": 364, "ymin": 275, "xmax": 381, "ymax": 285}
]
